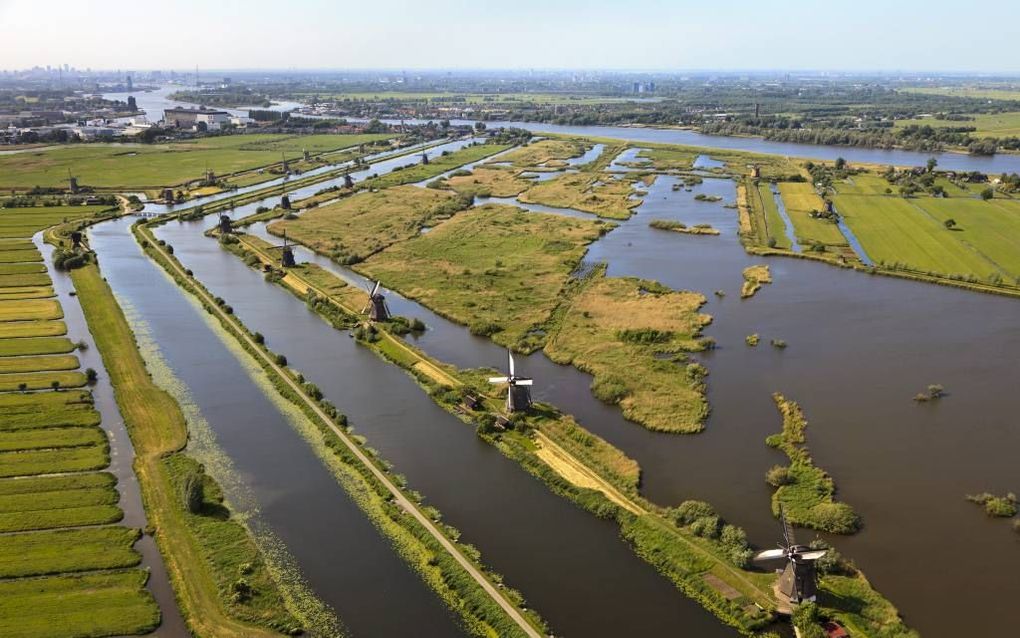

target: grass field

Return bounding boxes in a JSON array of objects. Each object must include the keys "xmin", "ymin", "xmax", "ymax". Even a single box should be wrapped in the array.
[
  {"xmin": 0, "ymin": 205, "xmax": 113, "ymax": 238},
  {"xmin": 447, "ymin": 165, "xmax": 534, "ymax": 198},
  {"xmin": 545, "ymin": 275, "xmax": 711, "ymax": 433},
  {"xmin": 894, "ymin": 111, "xmax": 1020, "ymax": 138},
  {"xmin": 360, "ymin": 204, "xmax": 604, "ymax": 349},
  {"xmin": 635, "ymin": 148, "xmax": 697, "ymax": 170},
  {"xmin": 0, "ymin": 134, "xmax": 392, "ymax": 190},
  {"xmin": 493, "ymin": 139, "xmax": 589, "ymax": 168},
  {"xmin": 777, "ymin": 183, "xmax": 849, "ymax": 246},
  {"xmin": 268, "ymin": 185, "xmax": 466, "ymax": 263},
  {"xmin": 754, "ymin": 184, "xmax": 792, "ymax": 249},
  {"xmin": 833, "ymin": 193, "xmax": 1003, "ymax": 280},
  {"xmin": 0, "ymin": 249, "xmax": 42, "ymax": 264},
  {"xmin": 0, "ymin": 571, "xmax": 160, "ymax": 638},
  {"xmin": 0, "ymin": 527, "xmax": 141, "ymax": 578},
  {"xmin": 0, "ymin": 354, "xmax": 79, "ymax": 374},
  {"xmin": 911, "ymin": 197, "xmax": 1020, "ymax": 278},
  {"xmin": 0, "ymin": 336, "xmax": 74, "ymax": 355},
  {"xmin": 902, "ymin": 86, "xmax": 1020, "ymax": 101},
  {"xmin": 519, "ymin": 172, "xmax": 641, "ymax": 219}
]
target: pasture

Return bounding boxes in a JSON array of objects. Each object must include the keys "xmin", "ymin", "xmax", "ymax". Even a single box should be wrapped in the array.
[
  {"xmin": 0, "ymin": 133, "xmax": 392, "ymax": 190},
  {"xmin": 753, "ymin": 184, "xmax": 791, "ymax": 249},
  {"xmin": 360, "ymin": 143, "xmax": 510, "ymax": 189},
  {"xmin": 894, "ymin": 111, "xmax": 1020, "ymax": 138},
  {"xmin": 519, "ymin": 171, "xmax": 641, "ymax": 219},
  {"xmin": 778, "ymin": 182, "xmax": 849, "ymax": 246},
  {"xmin": 360, "ymin": 204, "xmax": 604, "ymax": 349}
]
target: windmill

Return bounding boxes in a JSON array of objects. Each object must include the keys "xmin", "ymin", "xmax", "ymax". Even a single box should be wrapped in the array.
[
  {"xmin": 281, "ymin": 152, "xmax": 290, "ymax": 174},
  {"xmin": 280, "ymin": 230, "xmax": 296, "ymax": 268},
  {"xmin": 67, "ymin": 169, "xmax": 79, "ymax": 194},
  {"xmin": 217, "ymin": 214, "xmax": 232, "ymax": 235},
  {"xmin": 488, "ymin": 350, "xmax": 533, "ymax": 413},
  {"xmin": 362, "ymin": 281, "xmax": 390, "ymax": 321},
  {"xmin": 343, "ymin": 169, "xmax": 354, "ymax": 189},
  {"xmin": 753, "ymin": 505, "xmax": 827, "ymax": 606}
]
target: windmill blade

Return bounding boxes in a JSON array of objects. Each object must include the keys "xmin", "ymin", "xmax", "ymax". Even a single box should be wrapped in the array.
[
  {"xmin": 779, "ymin": 504, "xmax": 796, "ymax": 548},
  {"xmin": 362, "ymin": 303, "xmax": 371, "ymax": 314},
  {"xmin": 753, "ymin": 548, "xmax": 787, "ymax": 561},
  {"xmin": 514, "ymin": 378, "xmax": 534, "ymax": 386},
  {"xmin": 488, "ymin": 376, "xmax": 509, "ymax": 384},
  {"xmin": 797, "ymin": 550, "xmax": 828, "ymax": 562},
  {"xmin": 383, "ymin": 298, "xmax": 391, "ymax": 316},
  {"xmin": 508, "ymin": 350, "xmax": 515, "ymax": 376},
  {"xmin": 371, "ymin": 281, "xmax": 381, "ymax": 297}
]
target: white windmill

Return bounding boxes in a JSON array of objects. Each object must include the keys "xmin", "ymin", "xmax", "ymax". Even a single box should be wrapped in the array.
[
  {"xmin": 488, "ymin": 350, "xmax": 533, "ymax": 413},
  {"xmin": 362, "ymin": 281, "xmax": 390, "ymax": 322}
]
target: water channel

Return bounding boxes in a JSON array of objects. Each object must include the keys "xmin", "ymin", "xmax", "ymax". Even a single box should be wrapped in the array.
[{"xmin": 85, "ymin": 108, "xmax": 1020, "ymax": 636}]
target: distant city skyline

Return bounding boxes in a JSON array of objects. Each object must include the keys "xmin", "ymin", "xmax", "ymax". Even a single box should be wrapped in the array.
[{"xmin": 2, "ymin": 0, "xmax": 1019, "ymax": 73}]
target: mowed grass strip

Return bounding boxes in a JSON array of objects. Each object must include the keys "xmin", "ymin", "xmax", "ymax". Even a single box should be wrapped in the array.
[
  {"xmin": 0, "ymin": 286, "xmax": 55, "ymax": 301},
  {"xmin": 0, "ymin": 240, "xmax": 37, "ymax": 252},
  {"xmin": 269, "ymin": 185, "xmax": 466, "ymax": 263},
  {"xmin": 0, "ymin": 335, "xmax": 73, "ymax": 355},
  {"xmin": 0, "ymin": 205, "xmax": 110, "ymax": 237},
  {"xmin": 0, "ymin": 473, "xmax": 122, "ymax": 533},
  {"xmin": 0, "ymin": 527, "xmax": 141, "ymax": 578},
  {"xmin": 0, "ymin": 264, "xmax": 47, "ymax": 275},
  {"xmin": 0, "ymin": 273, "xmax": 52, "ymax": 288},
  {"xmin": 545, "ymin": 276, "xmax": 711, "ymax": 433},
  {"xmin": 778, "ymin": 182, "xmax": 848, "ymax": 246},
  {"xmin": 0, "ymin": 395, "xmax": 101, "ymax": 431},
  {"xmin": 0, "ymin": 370, "xmax": 87, "ymax": 391},
  {"xmin": 755, "ymin": 184, "xmax": 791, "ymax": 249},
  {"xmin": 361, "ymin": 204, "xmax": 604, "ymax": 348},
  {"xmin": 0, "ymin": 442, "xmax": 109, "ymax": 478},
  {"xmin": 0, "ymin": 321, "xmax": 67, "ymax": 339},
  {"xmin": 0, "ymin": 570, "xmax": 159, "ymax": 638},
  {"xmin": 834, "ymin": 193, "xmax": 999, "ymax": 279},
  {"xmin": 0, "ymin": 299, "xmax": 63, "ymax": 322},
  {"xmin": 0, "ymin": 354, "xmax": 78, "ymax": 374},
  {"xmin": 0, "ymin": 426, "xmax": 104, "ymax": 452}
]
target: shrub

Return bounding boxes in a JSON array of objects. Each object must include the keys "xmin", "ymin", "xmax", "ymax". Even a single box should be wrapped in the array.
[
  {"xmin": 85, "ymin": 368, "xmax": 98, "ymax": 384},
  {"xmin": 967, "ymin": 492, "xmax": 1018, "ymax": 517},
  {"xmin": 745, "ymin": 333, "xmax": 760, "ymax": 347},
  {"xmin": 765, "ymin": 465, "xmax": 793, "ymax": 487},
  {"xmin": 253, "ymin": 332, "xmax": 264, "ymax": 345},
  {"xmin": 671, "ymin": 500, "xmax": 716, "ymax": 525},
  {"xmin": 274, "ymin": 354, "xmax": 288, "ymax": 366},
  {"xmin": 181, "ymin": 471, "xmax": 204, "ymax": 514},
  {"xmin": 591, "ymin": 376, "xmax": 629, "ymax": 404},
  {"xmin": 617, "ymin": 328, "xmax": 674, "ymax": 344}
]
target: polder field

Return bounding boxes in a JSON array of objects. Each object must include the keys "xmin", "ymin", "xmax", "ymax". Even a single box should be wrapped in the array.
[
  {"xmin": 0, "ymin": 133, "xmax": 392, "ymax": 191},
  {"xmin": 893, "ymin": 111, "xmax": 1020, "ymax": 138},
  {"xmin": 0, "ymin": 206, "xmax": 159, "ymax": 637}
]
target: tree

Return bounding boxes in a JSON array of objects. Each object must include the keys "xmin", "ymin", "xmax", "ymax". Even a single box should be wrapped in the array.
[
  {"xmin": 17, "ymin": 383, "xmax": 27, "ymax": 393},
  {"xmin": 50, "ymin": 380, "xmax": 61, "ymax": 391},
  {"xmin": 981, "ymin": 187, "xmax": 994, "ymax": 200},
  {"xmin": 474, "ymin": 121, "xmax": 487, "ymax": 132},
  {"xmin": 834, "ymin": 157, "xmax": 846, "ymax": 170},
  {"xmin": 85, "ymin": 368, "xmax": 98, "ymax": 384},
  {"xmin": 927, "ymin": 157, "xmax": 938, "ymax": 173},
  {"xmin": 944, "ymin": 218, "xmax": 957, "ymax": 229}
]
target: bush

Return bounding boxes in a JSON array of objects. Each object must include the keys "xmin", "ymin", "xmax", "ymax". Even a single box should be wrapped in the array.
[
  {"xmin": 591, "ymin": 376, "xmax": 629, "ymax": 404},
  {"xmin": 181, "ymin": 471, "xmax": 204, "ymax": 514},
  {"xmin": 617, "ymin": 328, "xmax": 674, "ymax": 344},
  {"xmin": 274, "ymin": 354, "xmax": 288, "ymax": 366},
  {"xmin": 765, "ymin": 465, "xmax": 793, "ymax": 487},
  {"xmin": 85, "ymin": 368, "xmax": 98, "ymax": 384},
  {"xmin": 967, "ymin": 492, "xmax": 1018, "ymax": 517},
  {"xmin": 253, "ymin": 332, "xmax": 264, "ymax": 345},
  {"xmin": 671, "ymin": 500, "xmax": 716, "ymax": 525}
]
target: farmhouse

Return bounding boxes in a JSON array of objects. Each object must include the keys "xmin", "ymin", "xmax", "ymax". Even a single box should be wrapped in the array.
[{"xmin": 163, "ymin": 106, "xmax": 231, "ymax": 129}]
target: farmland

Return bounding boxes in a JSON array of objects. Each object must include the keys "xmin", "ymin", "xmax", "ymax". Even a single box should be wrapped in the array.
[
  {"xmin": 0, "ymin": 134, "xmax": 392, "ymax": 191},
  {"xmin": 359, "ymin": 204, "xmax": 605, "ymax": 349},
  {"xmin": 777, "ymin": 182, "xmax": 849, "ymax": 246},
  {"xmin": 893, "ymin": 112, "xmax": 1020, "ymax": 138}
]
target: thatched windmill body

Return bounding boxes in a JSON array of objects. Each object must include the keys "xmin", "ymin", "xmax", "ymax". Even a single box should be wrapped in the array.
[
  {"xmin": 754, "ymin": 506, "xmax": 827, "ymax": 606},
  {"xmin": 488, "ymin": 350, "xmax": 533, "ymax": 413},
  {"xmin": 362, "ymin": 281, "xmax": 390, "ymax": 321}
]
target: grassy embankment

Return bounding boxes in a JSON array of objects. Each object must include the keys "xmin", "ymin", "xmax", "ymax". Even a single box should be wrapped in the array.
[
  {"xmin": 224, "ymin": 228, "xmax": 915, "ymax": 638},
  {"xmin": 490, "ymin": 138, "xmax": 590, "ymax": 168},
  {"xmin": 648, "ymin": 219, "xmax": 720, "ymax": 235},
  {"xmin": 765, "ymin": 394, "xmax": 861, "ymax": 534},
  {"xmin": 267, "ymin": 185, "xmax": 471, "ymax": 265},
  {"xmin": 544, "ymin": 275, "xmax": 713, "ymax": 433},
  {"xmin": 136, "ymin": 220, "xmax": 549, "ymax": 638},
  {"xmin": 358, "ymin": 204, "xmax": 607, "ymax": 351},
  {"xmin": 741, "ymin": 265, "xmax": 772, "ymax": 298},
  {"xmin": 68, "ymin": 260, "xmax": 303, "ymax": 637},
  {"xmin": 0, "ymin": 207, "xmax": 160, "ymax": 637},
  {"xmin": 0, "ymin": 133, "xmax": 393, "ymax": 192}
]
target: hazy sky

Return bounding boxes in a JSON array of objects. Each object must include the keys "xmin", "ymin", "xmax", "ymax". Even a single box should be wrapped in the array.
[{"xmin": 2, "ymin": 0, "xmax": 1018, "ymax": 72}]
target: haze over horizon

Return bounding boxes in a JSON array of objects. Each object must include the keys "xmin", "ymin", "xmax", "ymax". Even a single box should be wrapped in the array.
[{"xmin": 2, "ymin": 0, "xmax": 1019, "ymax": 74}]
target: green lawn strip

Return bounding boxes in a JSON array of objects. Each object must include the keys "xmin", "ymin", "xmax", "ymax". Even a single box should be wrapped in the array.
[
  {"xmin": 0, "ymin": 354, "xmax": 79, "ymax": 374},
  {"xmin": 0, "ymin": 504, "xmax": 123, "ymax": 533},
  {"xmin": 360, "ymin": 143, "xmax": 511, "ymax": 189},
  {"xmin": 0, "ymin": 426, "xmax": 104, "ymax": 452},
  {"xmin": 0, "ymin": 403, "xmax": 101, "ymax": 431},
  {"xmin": 765, "ymin": 394, "xmax": 861, "ymax": 534},
  {"xmin": 0, "ymin": 286, "xmax": 56, "ymax": 301},
  {"xmin": 0, "ymin": 370, "xmax": 87, "ymax": 391},
  {"xmin": 0, "ymin": 273, "xmax": 52, "ymax": 288},
  {"xmin": 0, "ymin": 336, "xmax": 74, "ymax": 356},
  {"xmin": 0, "ymin": 263, "xmax": 46, "ymax": 275},
  {"xmin": 0, "ymin": 253, "xmax": 44, "ymax": 266},
  {"xmin": 834, "ymin": 193, "xmax": 998, "ymax": 279},
  {"xmin": 0, "ymin": 443, "xmax": 109, "ymax": 478},
  {"xmin": 0, "ymin": 240, "xmax": 37, "ymax": 252},
  {"xmin": 0, "ymin": 321, "xmax": 67, "ymax": 339},
  {"xmin": 0, "ymin": 570, "xmax": 159, "ymax": 638},
  {"xmin": 755, "ymin": 183, "xmax": 792, "ymax": 249},
  {"xmin": 0, "ymin": 526, "xmax": 141, "ymax": 578},
  {"xmin": 0, "ymin": 206, "xmax": 112, "ymax": 236},
  {"xmin": 0, "ymin": 299, "xmax": 63, "ymax": 322},
  {"xmin": 0, "ymin": 471, "xmax": 115, "ymax": 495}
]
